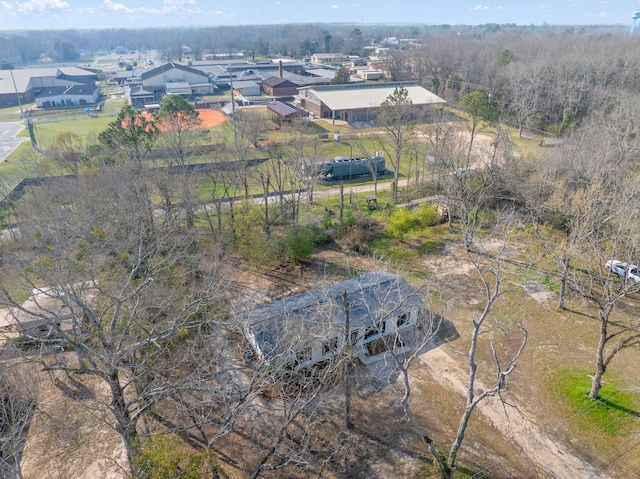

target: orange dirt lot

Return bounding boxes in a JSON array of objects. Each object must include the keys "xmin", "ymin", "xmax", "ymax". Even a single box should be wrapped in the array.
[
  {"xmin": 140, "ymin": 109, "xmax": 229, "ymax": 130},
  {"xmin": 194, "ymin": 108, "xmax": 229, "ymax": 128}
]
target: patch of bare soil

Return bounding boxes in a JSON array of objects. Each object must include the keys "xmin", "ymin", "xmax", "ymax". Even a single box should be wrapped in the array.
[
  {"xmin": 19, "ymin": 364, "xmax": 128, "ymax": 479},
  {"xmin": 418, "ymin": 346, "xmax": 611, "ymax": 479}
]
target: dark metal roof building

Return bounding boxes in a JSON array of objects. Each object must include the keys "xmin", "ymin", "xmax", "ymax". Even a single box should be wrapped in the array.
[{"xmin": 242, "ymin": 271, "xmax": 423, "ymax": 367}]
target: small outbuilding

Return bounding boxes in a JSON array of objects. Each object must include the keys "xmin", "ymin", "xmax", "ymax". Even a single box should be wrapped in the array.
[
  {"xmin": 267, "ymin": 100, "xmax": 303, "ymax": 123},
  {"xmin": 241, "ymin": 271, "xmax": 424, "ymax": 368}
]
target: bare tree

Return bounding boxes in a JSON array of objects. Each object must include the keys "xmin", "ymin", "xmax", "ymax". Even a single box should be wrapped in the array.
[
  {"xmin": 376, "ymin": 86, "xmax": 415, "ymax": 203},
  {"xmin": 154, "ymin": 95, "xmax": 207, "ymax": 230},
  {"xmin": 0, "ymin": 364, "xmax": 38, "ymax": 479},
  {"xmin": 2, "ymin": 164, "xmax": 229, "ymax": 473},
  {"xmin": 531, "ymin": 94, "xmax": 640, "ymax": 398},
  {"xmin": 43, "ymin": 131, "xmax": 86, "ymax": 177},
  {"xmin": 500, "ymin": 63, "xmax": 542, "ymax": 138},
  {"xmin": 387, "ymin": 215, "xmax": 527, "ymax": 478},
  {"xmin": 229, "ymin": 109, "xmax": 269, "ymax": 199}
]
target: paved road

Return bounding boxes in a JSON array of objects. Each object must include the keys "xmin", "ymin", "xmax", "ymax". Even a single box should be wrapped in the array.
[{"xmin": 0, "ymin": 122, "xmax": 28, "ymax": 162}]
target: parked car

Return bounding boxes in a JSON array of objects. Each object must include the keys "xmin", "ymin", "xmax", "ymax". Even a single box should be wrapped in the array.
[{"xmin": 605, "ymin": 260, "xmax": 640, "ymax": 283}]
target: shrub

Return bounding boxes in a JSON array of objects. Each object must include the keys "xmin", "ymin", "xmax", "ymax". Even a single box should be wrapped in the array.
[
  {"xmin": 415, "ymin": 204, "xmax": 441, "ymax": 227},
  {"xmin": 280, "ymin": 227, "xmax": 315, "ymax": 264},
  {"xmin": 386, "ymin": 208, "xmax": 420, "ymax": 239}
]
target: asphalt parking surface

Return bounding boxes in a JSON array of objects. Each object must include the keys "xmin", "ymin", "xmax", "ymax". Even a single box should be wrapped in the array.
[{"xmin": 0, "ymin": 122, "xmax": 28, "ymax": 161}]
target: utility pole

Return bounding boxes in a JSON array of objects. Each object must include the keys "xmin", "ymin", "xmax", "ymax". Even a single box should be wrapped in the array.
[
  {"xmin": 9, "ymin": 69, "xmax": 25, "ymax": 125},
  {"xmin": 228, "ymin": 64, "xmax": 238, "ymax": 149},
  {"xmin": 342, "ymin": 290, "xmax": 352, "ymax": 430}
]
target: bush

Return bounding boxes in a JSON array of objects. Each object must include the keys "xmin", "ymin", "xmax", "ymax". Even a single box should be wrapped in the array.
[
  {"xmin": 415, "ymin": 204, "xmax": 441, "ymax": 227},
  {"xmin": 386, "ymin": 208, "xmax": 420, "ymax": 239},
  {"xmin": 280, "ymin": 227, "xmax": 315, "ymax": 264}
]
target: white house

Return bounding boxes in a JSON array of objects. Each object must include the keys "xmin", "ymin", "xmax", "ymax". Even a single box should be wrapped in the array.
[{"xmin": 241, "ymin": 271, "xmax": 424, "ymax": 368}]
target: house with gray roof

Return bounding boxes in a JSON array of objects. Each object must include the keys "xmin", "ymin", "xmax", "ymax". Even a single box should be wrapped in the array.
[{"xmin": 241, "ymin": 271, "xmax": 424, "ymax": 368}]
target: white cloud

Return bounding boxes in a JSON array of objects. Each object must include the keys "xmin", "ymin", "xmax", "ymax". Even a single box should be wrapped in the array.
[
  {"xmin": 16, "ymin": 0, "xmax": 68, "ymax": 12},
  {"xmin": 0, "ymin": 0, "xmax": 14, "ymax": 9},
  {"xmin": 331, "ymin": 4, "xmax": 338, "ymax": 9},
  {"xmin": 102, "ymin": 0, "xmax": 133, "ymax": 13},
  {"xmin": 473, "ymin": 4, "xmax": 490, "ymax": 10}
]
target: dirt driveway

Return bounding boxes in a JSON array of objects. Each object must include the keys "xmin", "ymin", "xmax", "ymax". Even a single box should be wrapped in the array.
[{"xmin": 419, "ymin": 346, "xmax": 611, "ymax": 478}]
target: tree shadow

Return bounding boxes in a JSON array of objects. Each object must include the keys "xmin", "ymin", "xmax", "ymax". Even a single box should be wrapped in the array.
[
  {"xmin": 596, "ymin": 397, "xmax": 640, "ymax": 418},
  {"xmin": 559, "ymin": 306, "xmax": 597, "ymax": 321},
  {"xmin": 54, "ymin": 374, "xmax": 95, "ymax": 401}
]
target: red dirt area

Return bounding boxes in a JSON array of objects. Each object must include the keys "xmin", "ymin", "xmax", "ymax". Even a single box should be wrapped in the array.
[
  {"xmin": 138, "ymin": 109, "xmax": 229, "ymax": 131},
  {"xmin": 194, "ymin": 109, "xmax": 228, "ymax": 128}
]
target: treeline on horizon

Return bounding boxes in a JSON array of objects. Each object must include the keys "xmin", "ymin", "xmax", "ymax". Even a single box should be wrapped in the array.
[{"xmin": 0, "ymin": 22, "xmax": 625, "ymax": 66}]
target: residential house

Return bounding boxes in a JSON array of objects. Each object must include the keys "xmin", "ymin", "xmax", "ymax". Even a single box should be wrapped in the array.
[
  {"xmin": 0, "ymin": 285, "xmax": 96, "ymax": 341},
  {"xmin": 241, "ymin": 271, "xmax": 424, "ymax": 368}
]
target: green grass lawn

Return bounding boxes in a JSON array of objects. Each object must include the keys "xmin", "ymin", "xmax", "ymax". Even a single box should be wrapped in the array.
[
  {"xmin": 550, "ymin": 368, "xmax": 640, "ymax": 437},
  {"xmin": 0, "ymin": 104, "xmax": 28, "ymax": 123},
  {"xmin": 0, "ymin": 142, "xmax": 41, "ymax": 188}
]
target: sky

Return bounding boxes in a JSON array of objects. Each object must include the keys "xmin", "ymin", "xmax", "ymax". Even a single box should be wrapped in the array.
[{"xmin": 1, "ymin": 0, "xmax": 640, "ymax": 30}]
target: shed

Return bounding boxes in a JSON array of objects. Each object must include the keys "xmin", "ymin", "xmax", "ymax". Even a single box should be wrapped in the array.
[
  {"xmin": 241, "ymin": 271, "xmax": 424, "ymax": 368},
  {"xmin": 267, "ymin": 100, "xmax": 302, "ymax": 123}
]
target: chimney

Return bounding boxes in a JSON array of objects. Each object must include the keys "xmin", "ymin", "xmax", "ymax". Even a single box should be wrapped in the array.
[{"xmin": 279, "ymin": 60, "xmax": 283, "ymax": 78}]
